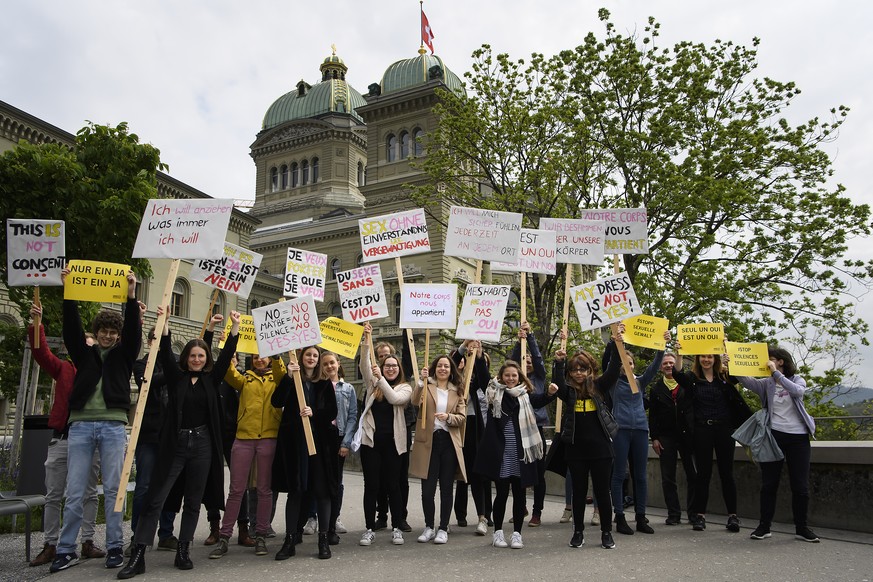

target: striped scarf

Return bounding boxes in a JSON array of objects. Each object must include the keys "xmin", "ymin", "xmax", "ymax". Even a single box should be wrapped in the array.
[{"xmin": 487, "ymin": 379, "xmax": 543, "ymax": 463}]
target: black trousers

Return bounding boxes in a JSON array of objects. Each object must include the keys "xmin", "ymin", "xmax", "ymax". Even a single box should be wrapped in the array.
[
  {"xmin": 658, "ymin": 433, "xmax": 697, "ymax": 520},
  {"xmin": 493, "ymin": 477, "xmax": 526, "ymax": 533},
  {"xmin": 420, "ymin": 431, "xmax": 457, "ymax": 531},
  {"xmin": 691, "ymin": 423, "xmax": 737, "ymax": 515},
  {"xmin": 759, "ymin": 430, "xmax": 811, "ymax": 528},
  {"xmin": 361, "ymin": 435, "xmax": 404, "ymax": 530},
  {"xmin": 566, "ymin": 456, "xmax": 613, "ymax": 533},
  {"xmin": 378, "ymin": 424, "xmax": 412, "ymax": 521},
  {"xmin": 455, "ymin": 415, "xmax": 493, "ymax": 521}
]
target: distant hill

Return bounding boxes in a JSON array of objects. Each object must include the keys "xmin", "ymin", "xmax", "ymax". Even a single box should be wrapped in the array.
[{"xmin": 830, "ymin": 387, "xmax": 873, "ymax": 407}]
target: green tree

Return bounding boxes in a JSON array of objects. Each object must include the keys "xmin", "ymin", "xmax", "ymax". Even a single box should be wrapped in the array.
[
  {"xmin": 0, "ymin": 121, "xmax": 165, "ymax": 400},
  {"xmin": 413, "ymin": 9, "xmax": 872, "ymax": 383}
]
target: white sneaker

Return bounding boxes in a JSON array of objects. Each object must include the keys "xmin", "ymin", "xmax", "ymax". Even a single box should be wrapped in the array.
[
  {"xmin": 560, "ymin": 509, "xmax": 572, "ymax": 523},
  {"xmin": 433, "ymin": 529, "xmax": 448, "ymax": 544},
  {"xmin": 492, "ymin": 530, "xmax": 508, "ymax": 548},
  {"xmin": 591, "ymin": 511, "xmax": 601, "ymax": 526},
  {"xmin": 359, "ymin": 529, "xmax": 375, "ymax": 546},
  {"xmin": 334, "ymin": 518, "xmax": 347, "ymax": 534},
  {"xmin": 303, "ymin": 517, "xmax": 317, "ymax": 535},
  {"xmin": 510, "ymin": 531, "xmax": 524, "ymax": 549},
  {"xmin": 417, "ymin": 527, "xmax": 435, "ymax": 543},
  {"xmin": 476, "ymin": 516, "xmax": 488, "ymax": 536},
  {"xmin": 392, "ymin": 528, "xmax": 404, "ymax": 545}
]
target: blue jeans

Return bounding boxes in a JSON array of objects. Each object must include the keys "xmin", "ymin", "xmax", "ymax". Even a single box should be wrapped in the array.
[
  {"xmin": 58, "ymin": 421, "xmax": 127, "ymax": 554},
  {"xmin": 132, "ymin": 441, "xmax": 176, "ymax": 541},
  {"xmin": 611, "ymin": 428, "xmax": 649, "ymax": 517}
]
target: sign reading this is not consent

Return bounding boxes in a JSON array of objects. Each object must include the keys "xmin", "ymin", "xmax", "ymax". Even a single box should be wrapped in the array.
[{"xmin": 6, "ymin": 219, "xmax": 65, "ymax": 286}]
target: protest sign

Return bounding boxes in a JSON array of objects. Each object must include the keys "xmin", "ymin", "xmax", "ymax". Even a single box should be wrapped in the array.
[
  {"xmin": 133, "ymin": 199, "xmax": 234, "ymax": 259},
  {"xmin": 726, "ymin": 342, "xmax": 770, "ymax": 377},
  {"xmin": 399, "ymin": 283, "xmax": 457, "ymax": 330},
  {"xmin": 6, "ymin": 219, "xmax": 65, "ymax": 286},
  {"xmin": 444, "ymin": 206, "xmax": 522, "ymax": 264},
  {"xmin": 676, "ymin": 323, "xmax": 725, "ymax": 355},
  {"xmin": 539, "ymin": 218, "xmax": 605, "ymax": 266},
  {"xmin": 318, "ymin": 317, "xmax": 364, "ymax": 359},
  {"xmin": 252, "ymin": 296, "xmax": 322, "ymax": 358},
  {"xmin": 359, "ymin": 209, "xmax": 430, "ymax": 261},
  {"xmin": 491, "ymin": 229, "xmax": 557, "ymax": 275},
  {"xmin": 579, "ymin": 208, "xmax": 648, "ymax": 254},
  {"xmin": 218, "ymin": 315, "xmax": 259, "ymax": 355},
  {"xmin": 455, "ymin": 285, "xmax": 511, "ymax": 343},
  {"xmin": 63, "ymin": 260, "xmax": 130, "ymax": 303},
  {"xmin": 570, "ymin": 272, "xmax": 640, "ymax": 331},
  {"xmin": 284, "ymin": 247, "xmax": 327, "ymax": 301},
  {"xmin": 623, "ymin": 314, "xmax": 670, "ymax": 350},
  {"xmin": 189, "ymin": 242, "xmax": 262, "ymax": 298},
  {"xmin": 336, "ymin": 264, "xmax": 388, "ymax": 323}
]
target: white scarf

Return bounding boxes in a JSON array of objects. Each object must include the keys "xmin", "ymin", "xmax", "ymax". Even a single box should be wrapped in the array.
[{"xmin": 487, "ymin": 379, "xmax": 543, "ymax": 463}]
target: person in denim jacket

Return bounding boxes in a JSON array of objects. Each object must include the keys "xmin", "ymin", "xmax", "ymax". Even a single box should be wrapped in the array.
[{"xmin": 322, "ymin": 352, "xmax": 358, "ymax": 539}]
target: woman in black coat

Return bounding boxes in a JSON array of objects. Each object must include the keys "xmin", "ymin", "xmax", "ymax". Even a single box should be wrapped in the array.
[
  {"xmin": 271, "ymin": 346, "xmax": 339, "ymax": 560},
  {"xmin": 119, "ymin": 309, "xmax": 241, "ymax": 579}
]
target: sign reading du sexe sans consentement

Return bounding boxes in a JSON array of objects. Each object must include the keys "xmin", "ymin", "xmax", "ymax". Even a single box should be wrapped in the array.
[
  {"xmin": 6, "ymin": 219, "xmax": 65, "ymax": 286},
  {"xmin": 252, "ymin": 296, "xmax": 322, "ymax": 358},
  {"xmin": 359, "ymin": 209, "xmax": 431, "ymax": 261},
  {"xmin": 133, "ymin": 199, "xmax": 234, "ymax": 259},
  {"xmin": 336, "ymin": 264, "xmax": 388, "ymax": 323},
  {"xmin": 444, "ymin": 206, "xmax": 523, "ymax": 264}
]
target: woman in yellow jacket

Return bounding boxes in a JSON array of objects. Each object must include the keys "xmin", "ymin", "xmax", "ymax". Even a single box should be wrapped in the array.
[
  {"xmin": 210, "ymin": 354, "xmax": 286, "ymax": 559},
  {"xmin": 410, "ymin": 355, "xmax": 467, "ymax": 545}
]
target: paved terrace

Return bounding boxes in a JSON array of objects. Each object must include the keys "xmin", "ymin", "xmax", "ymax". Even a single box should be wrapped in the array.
[{"xmin": 2, "ymin": 471, "xmax": 871, "ymax": 582}]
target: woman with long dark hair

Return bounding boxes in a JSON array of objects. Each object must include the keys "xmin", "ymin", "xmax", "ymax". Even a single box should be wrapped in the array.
[{"xmin": 119, "ymin": 309, "xmax": 240, "ymax": 579}]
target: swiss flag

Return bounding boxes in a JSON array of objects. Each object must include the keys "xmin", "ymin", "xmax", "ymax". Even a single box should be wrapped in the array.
[{"xmin": 421, "ymin": 10, "xmax": 435, "ymax": 54}]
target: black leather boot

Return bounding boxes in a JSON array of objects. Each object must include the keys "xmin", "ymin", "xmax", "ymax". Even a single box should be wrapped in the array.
[
  {"xmin": 174, "ymin": 540, "xmax": 193, "ymax": 570},
  {"xmin": 117, "ymin": 543, "xmax": 146, "ymax": 579},
  {"xmin": 275, "ymin": 534, "xmax": 295, "ymax": 561},
  {"xmin": 317, "ymin": 532, "xmax": 331, "ymax": 559}
]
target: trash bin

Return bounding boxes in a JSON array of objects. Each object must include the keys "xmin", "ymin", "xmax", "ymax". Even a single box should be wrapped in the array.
[{"xmin": 19, "ymin": 415, "xmax": 52, "ymax": 495}]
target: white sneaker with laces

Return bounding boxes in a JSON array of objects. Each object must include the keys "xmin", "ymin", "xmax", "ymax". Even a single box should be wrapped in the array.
[
  {"xmin": 392, "ymin": 528, "xmax": 405, "ymax": 545},
  {"xmin": 417, "ymin": 527, "xmax": 435, "ymax": 543},
  {"xmin": 591, "ymin": 511, "xmax": 601, "ymax": 526},
  {"xmin": 476, "ymin": 517, "xmax": 488, "ymax": 536},
  {"xmin": 359, "ymin": 529, "xmax": 375, "ymax": 546},
  {"xmin": 510, "ymin": 531, "xmax": 524, "ymax": 549},
  {"xmin": 433, "ymin": 529, "xmax": 448, "ymax": 544},
  {"xmin": 303, "ymin": 517, "xmax": 317, "ymax": 535},
  {"xmin": 334, "ymin": 518, "xmax": 347, "ymax": 534},
  {"xmin": 492, "ymin": 530, "xmax": 508, "ymax": 548}
]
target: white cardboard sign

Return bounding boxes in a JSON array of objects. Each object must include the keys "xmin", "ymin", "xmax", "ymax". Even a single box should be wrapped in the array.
[
  {"xmin": 6, "ymin": 219, "xmax": 65, "ymax": 286},
  {"xmin": 189, "ymin": 242, "xmax": 262, "ymax": 298},
  {"xmin": 336, "ymin": 264, "xmax": 389, "ymax": 323},
  {"xmin": 571, "ymin": 272, "xmax": 640, "ymax": 331},
  {"xmin": 252, "ymin": 296, "xmax": 322, "ymax": 357},
  {"xmin": 284, "ymin": 247, "xmax": 327, "ymax": 302},
  {"xmin": 579, "ymin": 207, "xmax": 648, "ymax": 255},
  {"xmin": 455, "ymin": 285, "xmax": 511, "ymax": 342},
  {"xmin": 539, "ymin": 218, "xmax": 605, "ymax": 266},
  {"xmin": 133, "ymin": 199, "xmax": 234, "ymax": 259},
  {"xmin": 359, "ymin": 208, "xmax": 430, "ymax": 261},
  {"xmin": 399, "ymin": 283, "xmax": 457, "ymax": 330},
  {"xmin": 491, "ymin": 228, "xmax": 557, "ymax": 275},
  {"xmin": 444, "ymin": 206, "xmax": 522, "ymax": 263}
]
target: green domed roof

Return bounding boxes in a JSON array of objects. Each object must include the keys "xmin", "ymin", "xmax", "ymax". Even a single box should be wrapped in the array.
[
  {"xmin": 380, "ymin": 53, "xmax": 464, "ymax": 96},
  {"xmin": 262, "ymin": 52, "xmax": 366, "ymax": 129}
]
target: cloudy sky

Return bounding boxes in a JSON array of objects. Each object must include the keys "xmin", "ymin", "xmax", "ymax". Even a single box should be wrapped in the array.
[{"xmin": 3, "ymin": 0, "xmax": 873, "ymax": 379}]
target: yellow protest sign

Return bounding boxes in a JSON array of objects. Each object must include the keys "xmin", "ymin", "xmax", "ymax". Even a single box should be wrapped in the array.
[
  {"xmin": 623, "ymin": 314, "xmax": 670, "ymax": 350},
  {"xmin": 63, "ymin": 260, "xmax": 130, "ymax": 303},
  {"xmin": 218, "ymin": 315, "xmax": 259, "ymax": 355},
  {"xmin": 676, "ymin": 323, "xmax": 725, "ymax": 355},
  {"xmin": 725, "ymin": 341, "xmax": 770, "ymax": 377},
  {"xmin": 318, "ymin": 317, "xmax": 364, "ymax": 359}
]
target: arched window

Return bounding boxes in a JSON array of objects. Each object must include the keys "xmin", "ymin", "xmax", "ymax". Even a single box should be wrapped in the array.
[
  {"xmin": 330, "ymin": 303, "xmax": 343, "ymax": 318},
  {"xmin": 394, "ymin": 293, "xmax": 402, "ymax": 323},
  {"xmin": 170, "ymin": 279, "xmax": 189, "ymax": 317},
  {"xmin": 311, "ymin": 157, "xmax": 319, "ymax": 183},
  {"xmin": 250, "ymin": 299, "xmax": 259, "ymax": 313},
  {"xmin": 506, "ymin": 290, "xmax": 520, "ymax": 329},
  {"xmin": 212, "ymin": 292, "xmax": 225, "ymax": 318},
  {"xmin": 413, "ymin": 127, "xmax": 425, "ymax": 156},
  {"xmin": 270, "ymin": 167, "xmax": 278, "ymax": 192},
  {"xmin": 330, "ymin": 258, "xmax": 342, "ymax": 280},
  {"xmin": 399, "ymin": 131, "xmax": 410, "ymax": 159},
  {"xmin": 356, "ymin": 254, "xmax": 364, "ymax": 268},
  {"xmin": 302, "ymin": 160, "xmax": 310, "ymax": 185},
  {"xmin": 357, "ymin": 161, "xmax": 365, "ymax": 186},
  {"xmin": 291, "ymin": 162, "xmax": 299, "ymax": 187},
  {"xmin": 386, "ymin": 134, "xmax": 397, "ymax": 162},
  {"xmin": 280, "ymin": 164, "xmax": 289, "ymax": 189}
]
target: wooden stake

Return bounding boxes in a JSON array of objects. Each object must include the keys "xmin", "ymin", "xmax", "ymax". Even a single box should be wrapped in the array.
[
  {"xmin": 611, "ymin": 255, "xmax": 639, "ymax": 394},
  {"xmin": 288, "ymin": 349, "xmax": 317, "ymax": 456},
  {"xmin": 519, "ymin": 272, "xmax": 527, "ymax": 364},
  {"xmin": 556, "ymin": 264, "xmax": 573, "ymax": 433},
  {"xmin": 33, "ymin": 287, "xmax": 41, "ymax": 349},
  {"xmin": 198, "ymin": 288, "xmax": 220, "ymax": 339}
]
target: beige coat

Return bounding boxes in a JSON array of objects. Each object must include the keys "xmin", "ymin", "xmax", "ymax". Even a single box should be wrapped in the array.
[
  {"xmin": 409, "ymin": 378, "xmax": 467, "ymax": 482},
  {"xmin": 358, "ymin": 342, "xmax": 412, "ymax": 455}
]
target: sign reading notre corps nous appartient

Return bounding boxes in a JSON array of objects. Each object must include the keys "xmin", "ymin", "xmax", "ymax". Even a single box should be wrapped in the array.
[
  {"xmin": 252, "ymin": 296, "xmax": 322, "ymax": 358},
  {"xmin": 399, "ymin": 283, "xmax": 457, "ymax": 330},
  {"xmin": 284, "ymin": 247, "xmax": 327, "ymax": 302},
  {"xmin": 570, "ymin": 272, "xmax": 640, "ymax": 331},
  {"xmin": 580, "ymin": 207, "xmax": 648, "ymax": 255},
  {"xmin": 444, "ymin": 206, "xmax": 523, "ymax": 264},
  {"xmin": 64, "ymin": 260, "xmax": 131, "ymax": 303},
  {"xmin": 359, "ymin": 209, "xmax": 430, "ymax": 261},
  {"xmin": 189, "ymin": 242, "xmax": 262, "ymax": 298},
  {"xmin": 539, "ymin": 218, "xmax": 605, "ymax": 266},
  {"xmin": 6, "ymin": 219, "xmax": 66, "ymax": 287},
  {"xmin": 132, "ymin": 199, "xmax": 234, "ymax": 259},
  {"xmin": 455, "ymin": 285, "xmax": 511, "ymax": 343},
  {"xmin": 491, "ymin": 228, "xmax": 557, "ymax": 275},
  {"xmin": 336, "ymin": 264, "xmax": 388, "ymax": 323}
]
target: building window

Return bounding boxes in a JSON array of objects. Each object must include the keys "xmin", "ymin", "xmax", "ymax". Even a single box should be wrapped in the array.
[
  {"xmin": 354, "ymin": 355, "xmax": 362, "ymax": 380},
  {"xmin": 170, "ymin": 279, "xmax": 189, "ymax": 317},
  {"xmin": 302, "ymin": 160, "xmax": 310, "ymax": 185},
  {"xmin": 330, "ymin": 258, "xmax": 341, "ymax": 280},
  {"xmin": 312, "ymin": 157, "xmax": 319, "ymax": 182},
  {"xmin": 386, "ymin": 134, "xmax": 397, "ymax": 162},
  {"xmin": 399, "ymin": 131, "xmax": 410, "ymax": 159},
  {"xmin": 291, "ymin": 162, "xmax": 299, "ymax": 187},
  {"xmin": 280, "ymin": 165, "xmax": 289, "ymax": 189},
  {"xmin": 212, "ymin": 292, "xmax": 225, "ymax": 318},
  {"xmin": 250, "ymin": 299, "xmax": 259, "ymax": 313},
  {"xmin": 356, "ymin": 254, "xmax": 364, "ymax": 268},
  {"xmin": 394, "ymin": 293, "xmax": 402, "ymax": 323},
  {"xmin": 331, "ymin": 303, "xmax": 343, "ymax": 318},
  {"xmin": 357, "ymin": 161, "xmax": 365, "ymax": 186},
  {"xmin": 506, "ymin": 290, "xmax": 520, "ymax": 329},
  {"xmin": 270, "ymin": 167, "xmax": 278, "ymax": 192},
  {"xmin": 413, "ymin": 127, "xmax": 425, "ymax": 156}
]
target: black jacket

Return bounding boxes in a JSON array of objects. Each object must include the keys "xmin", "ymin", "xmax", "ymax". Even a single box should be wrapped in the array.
[
  {"xmin": 133, "ymin": 353, "xmax": 165, "ymax": 444},
  {"xmin": 672, "ymin": 368, "xmax": 752, "ymax": 431},
  {"xmin": 648, "ymin": 376, "xmax": 694, "ymax": 441}
]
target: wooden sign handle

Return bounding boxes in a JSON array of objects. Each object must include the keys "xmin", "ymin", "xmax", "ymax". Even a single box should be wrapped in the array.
[
  {"xmin": 288, "ymin": 349, "xmax": 317, "ymax": 456},
  {"xmin": 33, "ymin": 287, "xmax": 41, "ymax": 349},
  {"xmin": 198, "ymin": 288, "xmax": 220, "ymax": 339},
  {"xmin": 613, "ymin": 255, "xmax": 639, "ymax": 394}
]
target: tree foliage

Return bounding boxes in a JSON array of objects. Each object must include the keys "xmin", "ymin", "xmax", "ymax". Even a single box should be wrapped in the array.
[{"xmin": 412, "ymin": 9, "xmax": 873, "ymax": 391}]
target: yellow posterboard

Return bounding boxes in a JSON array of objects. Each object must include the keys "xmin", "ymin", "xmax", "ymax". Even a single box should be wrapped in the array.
[
  {"xmin": 725, "ymin": 341, "xmax": 770, "ymax": 377},
  {"xmin": 623, "ymin": 314, "xmax": 670, "ymax": 350},
  {"xmin": 218, "ymin": 315, "xmax": 259, "ymax": 355},
  {"xmin": 676, "ymin": 323, "xmax": 725, "ymax": 355},
  {"xmin": 63, "ymin": 260, "xmax": 130, "ymax": 303},
  {"xmin": 318, "ymin": 317, "xmax": 364, "ymax": 359}
]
